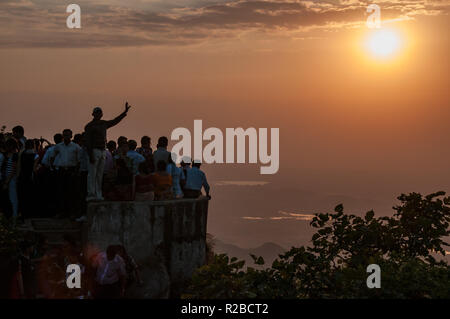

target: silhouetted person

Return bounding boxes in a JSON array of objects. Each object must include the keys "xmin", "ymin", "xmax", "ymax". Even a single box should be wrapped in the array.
[
  {"xmin": 116, "ymin": 136, "xmax": 128, "ymax": 155},
  {"xmin": 92, "ymin": 245, "xmax": 126, "ymax": 299},
  {"xmin": 152, "ymin": 136, "xmax": 171, "ymax": 169},
  {"xmin": 180, "ymin": 156, "xmax": 191, "ymax": 190},
  {"xmin": 167, "ymin": 153, "xmax": 184, "ymax": 198},
  {"xmin": 127, "ymin": 139, "xmax": 145, "ymax": 175},
  {"xmin": 184, "ymin": 161, "xmax": 211, "ymax": 199},
  {"xmin": 2, "ymin": 139, "xmax": 19, "ymax": 220},
  {"xmin": 151, "ymin": 160, "xmax": 173, "ymax": 200},
  {"xmin": 84, "ymin": 103, "xmax": 131, "ymax": 201},
  {"xmin": 12, "ymin": 125, "xmax": 26, "ymax": 151},
  {"xmin": 39, "ymin": 133, "xmax": 63, "ymax": 217},
  {"xmin": 52, "ymin": 129, "xmax": 81, "ymax": 217},
  {"xmin": 137, "ymin": 136, "xmax": 152, "ymax": 157},
  {"xmin": 18, "ymin": 139, "xmax": 39, "ymax": 219},
  {"xmin": 137, "ymin": 135, "xmax": 154, "ymax": 172},
  {"xmin": 104, "ymin": 140, "xmax": 117, "ymax": 174}
]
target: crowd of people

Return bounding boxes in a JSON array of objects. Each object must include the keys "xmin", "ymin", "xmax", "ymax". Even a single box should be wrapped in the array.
[{"xmin": 0, "ymin": 102, "xmax": 211, "ymax": 223}]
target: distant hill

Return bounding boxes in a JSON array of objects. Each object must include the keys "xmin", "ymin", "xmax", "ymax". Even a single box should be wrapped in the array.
[{"xmin": 213, "ymin": 239, "xmax": 286, "ymax": 268}]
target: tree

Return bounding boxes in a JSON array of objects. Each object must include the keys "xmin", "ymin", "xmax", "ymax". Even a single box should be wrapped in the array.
[{"xmin": 184, "ymin": 192, "xmax": 450, "ymax": 298}]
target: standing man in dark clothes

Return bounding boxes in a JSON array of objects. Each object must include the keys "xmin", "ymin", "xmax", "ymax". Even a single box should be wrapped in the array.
[{"xmin": 84, "ymin": 102, "xmax": 132, "ymax": 201}]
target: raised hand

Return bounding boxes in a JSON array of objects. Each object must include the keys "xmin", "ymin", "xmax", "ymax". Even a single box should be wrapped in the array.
[{"xmin": 125, "ymin": 101, "xmax": 132, "ymax": 112}]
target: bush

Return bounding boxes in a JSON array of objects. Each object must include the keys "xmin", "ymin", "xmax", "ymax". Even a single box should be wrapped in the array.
[{"xmin": 184, "ymin": 192, "xmax": 450, "ymax": 299}]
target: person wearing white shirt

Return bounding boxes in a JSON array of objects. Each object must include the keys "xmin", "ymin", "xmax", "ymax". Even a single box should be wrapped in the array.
[
  {"xmin": 183, "ymin": 161, "xmax": 211, "ymax": 199},
  {"xmin": 93, "ymin": 246, "xmax": 126, "ymax": 298},
  {"xmin": 41, "ymin": 133, "xmax": 63, "ymax": 169},
  {"xmin": 52, "ymin": 129, "xmax": 81, "ymax": 217},
  {"xmin": 126, "ymin": 140, "xmax": 145, "ymax": 176}
]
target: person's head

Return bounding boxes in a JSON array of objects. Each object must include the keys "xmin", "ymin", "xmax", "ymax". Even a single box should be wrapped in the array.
[
  {"xmin": 138, "ymin": 161, "xmax": 150, "ymax": 175},
  {"xmin": 24, "ymin": 139, "xmax": 35, "ymax": 151},
  {"xmin": 5, "ymin": 138, "xmax": 18, "ymax": 153},
  {"xmin": 117, "ymin": 136, "xmax": 128, "ymax": 149},
  {"xmin": 128, "ymin": 139, "xmax": 137, "ymax": 151},
  {"xmin": 141, "ymin": 136, "xmax": 151, "ymax": 148},
  {"xmin": 157, "ymin": 136, "xmax": 168, "ymax": 149},
  {"xmin": 181, "ymin": 156, "xmax": 191, "ymax": 167},
  {"xmin": 106, "ymin": 245, "xmax": 117, "ymax": 261},
  {"xmin": 192, "ymin": 160, "xmax": 202, "ymax": 169},
  {"xmin": 62, "ymin": 129, "xmax": 72, "ymax": 144},
  {"xmin": 92, "ymin": 107, "xmax": 103, "ymax": 120},
  {"xmin": 12, "ymin": 125, "xmax": 24, "ymax": 139},
  {"xmin": 120, "ymin": 142, "xmax": 129, "ymax": 155},
  {"xmin": 53, "ymin": 133, "xmax": 63, "ymax": 144},
  {"xmin": 73, "ymin": 133, "xmax": 82, "ymax": 145},
  {"xmin": 156, "ymin": 160, "xmax": 167, "ymax": 172},
  {"xmin": 106, "ymin": 140, "xmax": 117, "ymax": 152}
]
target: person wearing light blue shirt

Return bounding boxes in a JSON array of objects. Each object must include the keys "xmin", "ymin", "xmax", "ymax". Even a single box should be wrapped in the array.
[
  {"xmin": 127, "ymin": 140, "xmax": 145, "ymax": 175},
  {"xmin": 184, "ymin": 161, "xmax": 210, "ymax": 199}
]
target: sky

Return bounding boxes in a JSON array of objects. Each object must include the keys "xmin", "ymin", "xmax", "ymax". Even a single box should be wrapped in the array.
[{"xmin": 0, "ymin": 0, "xmax": 449, "ymax": 250}]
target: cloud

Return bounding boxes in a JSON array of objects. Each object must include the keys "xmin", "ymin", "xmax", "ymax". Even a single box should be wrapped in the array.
[
  {"xmin": 0, "ymin": 0, "xmax": 448, "ymax": 48},
  {"xmin": 242, "ymin": 210, "xmax": 316, "ymax": 221}
]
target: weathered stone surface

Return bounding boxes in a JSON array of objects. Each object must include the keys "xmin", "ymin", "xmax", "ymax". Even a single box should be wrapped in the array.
[{"xmin": 83, "ymin": 197, "xmax": 209, "ymax": 298}]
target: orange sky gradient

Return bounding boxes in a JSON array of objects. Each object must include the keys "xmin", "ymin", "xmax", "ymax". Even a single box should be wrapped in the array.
[{"xmin": 0, "ymin": 0, "xmax": 449, "ymax": 249}]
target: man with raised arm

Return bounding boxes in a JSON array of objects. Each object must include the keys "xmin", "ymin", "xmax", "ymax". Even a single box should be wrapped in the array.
[{"xmin": 84, "ymin": 102, "xmax": 131, "ymax": 201}]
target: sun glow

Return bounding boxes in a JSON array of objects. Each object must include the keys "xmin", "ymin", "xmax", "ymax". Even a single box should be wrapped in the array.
[{"xmin": 365, "ymin": 28, "xmax": 403, "ymax": 59}]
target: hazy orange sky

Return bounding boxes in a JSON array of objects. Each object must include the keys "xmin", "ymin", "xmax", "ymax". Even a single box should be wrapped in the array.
[{"xmin": 0, "ymin": 0, "xmax": 449, "ymax": 249}]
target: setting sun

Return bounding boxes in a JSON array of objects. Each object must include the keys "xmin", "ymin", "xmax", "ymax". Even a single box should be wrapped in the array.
[{"xmin": 365, "ymin": 29, "xmax": 403, "ymax": 59}]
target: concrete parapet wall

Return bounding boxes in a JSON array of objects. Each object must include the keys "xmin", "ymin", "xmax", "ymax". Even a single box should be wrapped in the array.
[{"xmin": 84, "ymin": 197, "xmax": 209, "ymax": 297}]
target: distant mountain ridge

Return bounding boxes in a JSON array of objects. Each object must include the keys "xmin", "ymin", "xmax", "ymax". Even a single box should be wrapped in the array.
[{"xmin": 213, "ymin": 239, "xmax": 286, "ymax": 268}]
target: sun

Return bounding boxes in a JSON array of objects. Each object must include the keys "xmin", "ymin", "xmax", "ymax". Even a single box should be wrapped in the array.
[{"xmin": 365, "ymin": 28, "xmax": 402, "ymax": 59}]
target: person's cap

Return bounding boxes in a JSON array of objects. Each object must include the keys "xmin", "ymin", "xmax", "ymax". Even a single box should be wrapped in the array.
[
  {"xmin": 92, "ymin": 106, "xmax": 103, "ymax": 113},
  {"xmin": 181, "ymin": 156, "xmax": 192, "ymax": 164},
  {"xmin": 193, "ymin": 159, "xmax": 202, "ymax": 164}
]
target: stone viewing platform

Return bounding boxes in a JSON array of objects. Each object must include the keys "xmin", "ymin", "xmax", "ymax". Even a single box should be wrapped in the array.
[{"xmin": 83, "ymin": 196, "xmax": 210, "ymax": 298}]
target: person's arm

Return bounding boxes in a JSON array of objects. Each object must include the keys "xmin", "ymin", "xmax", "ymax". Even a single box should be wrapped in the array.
[
  {"xmin": 40, "ymin": 137, "xmax": 51, "ymax": 147},
  {"xmin": 33, "ymin": 155, "xmax": 40, "ymax": 174},
  {"xmin": 50, "ymin": 145, "xmax": 59, "ymax": 168},
  {"xmin": 106, "ymin": 102, "xmax": 131, "ymax": 129},
  {"xmin": 75, "ymin": 144, "xmax": 82, "ymax": 169},
  {"xmin": 202, "ymin": 172, "xmax": 211, "ymax": 198}
]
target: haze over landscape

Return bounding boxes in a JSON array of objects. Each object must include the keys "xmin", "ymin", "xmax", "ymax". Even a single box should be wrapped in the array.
[{"xmin": 1, "ymin": 0, "xmax": 449, "ymax": 258}]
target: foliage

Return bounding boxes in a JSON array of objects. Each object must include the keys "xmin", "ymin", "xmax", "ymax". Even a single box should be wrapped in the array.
[{"xmin": 184, "ymin": 192, "xmax": 450, "ymax": 299}]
